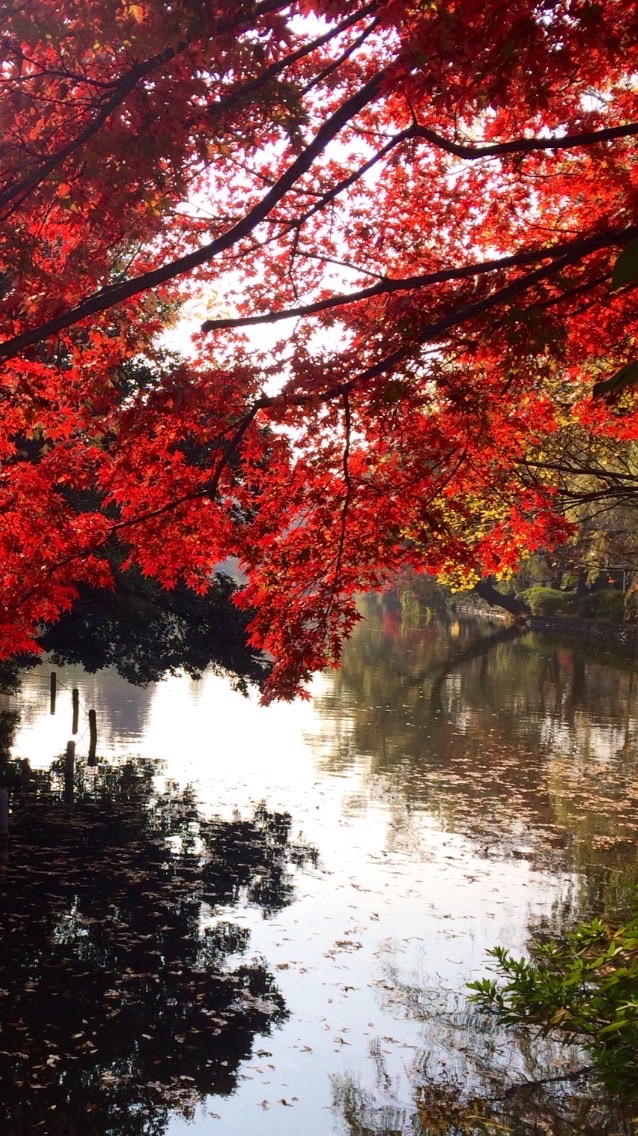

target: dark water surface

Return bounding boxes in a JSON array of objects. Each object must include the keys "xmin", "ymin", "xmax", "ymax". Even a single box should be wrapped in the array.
[{"xmin": 2, "ymin": 601, "xmax": 638, "ymax": 1134}]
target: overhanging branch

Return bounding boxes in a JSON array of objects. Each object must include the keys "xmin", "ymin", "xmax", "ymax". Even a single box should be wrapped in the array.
[
  {"xmin": 410, "ymin": 120, "xmax": 638, "ymax": 161},
  {"xmin": 201, "ymin": 226, "xmax": 638, "ymax": 332}
]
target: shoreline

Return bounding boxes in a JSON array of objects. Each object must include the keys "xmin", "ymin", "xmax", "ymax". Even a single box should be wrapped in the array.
[
  {"xmin": 452, "ymin": 597, "xmax": 638, "ymax": 644},
  {"xmin": 525, "ymin": 613, "xmax": 638, "ymax": 644}
]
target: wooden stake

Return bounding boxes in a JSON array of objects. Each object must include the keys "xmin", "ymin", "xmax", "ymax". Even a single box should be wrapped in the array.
[
  {"xmin": 71, "ymin": 688, "xmax": 79, "ymax": 735},
  {"xmin": 64, "ymin": 740, "xmax": 75, "ymax": 804},
  {"xmin": 88, "ymin": 709, "xmax": 97, "ymax": 766}
]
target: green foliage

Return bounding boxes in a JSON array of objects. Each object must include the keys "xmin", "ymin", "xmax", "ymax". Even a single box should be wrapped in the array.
[
  {"xmin": 575, "ymin": 589, "xmax": 626, "ymax": 621},
  {"xmin": 469, "ymin": 910, "xmax": 638, "ymax": 1092},
  {"xmin": 521, "ymin": 586, "xmax": 578, "ymax": 615},
  {"xmin": 0, "ymin": 661, "xmax": 21, "ymax": 694},
  {"xmin": 522, "ymin": 554, "xmax": 555, "ymax": 586},
  {"xmin": 521, "ymin": 586, "xmax": 626, "ymax": 621},
  {"xmin": 37, "ymin": 563, "xmax": 269, "ymax": 692},
  {"xmin": 625, "ymin": 586, "xmax": 638, "ymax": 621}
]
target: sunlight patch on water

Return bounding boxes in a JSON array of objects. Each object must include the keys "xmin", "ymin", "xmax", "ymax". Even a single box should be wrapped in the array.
[{"xmin": 4, "ymin": 615, "xmax": 638, "ymax": 1135}]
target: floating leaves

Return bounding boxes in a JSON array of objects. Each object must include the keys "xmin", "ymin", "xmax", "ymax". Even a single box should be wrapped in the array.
[{"xmin": 0, "ymin": 758, "xmax": 318, "ymax": 1131}]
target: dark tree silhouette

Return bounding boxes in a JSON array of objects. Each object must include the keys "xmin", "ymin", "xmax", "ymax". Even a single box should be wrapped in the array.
[{"xmin": 0, "ymin": 756, "xmax": 316, "ymax": 1135}]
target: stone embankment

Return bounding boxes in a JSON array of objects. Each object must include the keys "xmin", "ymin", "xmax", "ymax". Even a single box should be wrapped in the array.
[{"xmin": 453, "ymin": 596, "xmax": 638, "ymax": 644}]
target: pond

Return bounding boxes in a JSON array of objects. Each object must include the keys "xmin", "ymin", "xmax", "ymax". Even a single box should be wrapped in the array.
[{"xmin": 2, "ymin": 597, "xmax": 638, "ymax": 1135}]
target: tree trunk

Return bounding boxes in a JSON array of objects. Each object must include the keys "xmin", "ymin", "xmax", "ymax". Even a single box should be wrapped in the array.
[{"xmin": 473, "ymin": 578, "xmax": 530, "ymax": 618}]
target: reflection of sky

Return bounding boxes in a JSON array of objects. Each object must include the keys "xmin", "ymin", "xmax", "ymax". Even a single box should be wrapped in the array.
[
  {"xmin": 6, "ymin": 635, "xmax": 622, "ymax": 1136},
  {"xmin": 539, "ymin": 713, "xmax": 634, "ymax": 763},
  {"xmin": 9, "ymin": 662, "xmax": 155, "ymax": 762}
]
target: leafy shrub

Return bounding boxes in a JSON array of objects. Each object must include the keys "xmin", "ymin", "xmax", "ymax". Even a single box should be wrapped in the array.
[
  {"xmin": 521, "ymin": 586, "xmax": 626, "ymax": 621},
  {"xmin": 521, "ymin": 586, "xmax": 577, "ymax": 616},
  {"xmin": 574, "ymin": 590, "xmax": 625, "ymax": 622},
  {"xmin": 624, "ymin": 586, "xmax": 638, "ymax": 621},
  {"xmin": 469, "ymin": 911, "xmax": 638, "ymax": 1092}
]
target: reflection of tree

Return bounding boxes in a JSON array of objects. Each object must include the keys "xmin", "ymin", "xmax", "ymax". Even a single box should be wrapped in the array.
[
  {"xmin": 311, "ymin": 602, "xmax": 638, "ymax": 892},
  {"xmin": 0, "ymin": 566, "xmax": 271, "ymax": 763},
  {"xmin": 0, "ymin": 757, "xmax": 316, "ymax": 1135},
  {"xmin": 319, "ymin": 609, "xmax": 638, "ymax": 1136},
  {"xmin": 331, "ymin": 963, "xmax": 629, "ymax": 1136},
  {"xmin": 0, "ymin": 663, "xmax": 21, "ymax": 756},
  {"xmin": 331, "ymin": 1064, "xmax": 627, "ymax": 1136},
  {"xmin": 0, "ymin": 709, "xmax": 19, "ymax": 756},
  {"xmin": 427, "ymin": 623, "xmax": 522, "ymax": 712}
]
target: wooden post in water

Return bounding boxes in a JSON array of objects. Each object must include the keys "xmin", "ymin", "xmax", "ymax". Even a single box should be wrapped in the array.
[
  {"xmin": 64, "ymin": 740, "xmax": 75, "ymax": 803},
  {"xmin": 0, "ymin": 789, "xmax": 7, "ymax": 878},
  {"xmin": 88, "ymin": 709, "xmax": 97, "ymax": 766},
  {"xmin": 50, "ymin": 671, "xmax": 57, "ymax": 715},
  {"xmin": 71, "ymin": 688, "xmax": 79, "ymax": 735},
  {"xmin": 0, "ymin": 789, "xmax": 8, "ymax": 836}
]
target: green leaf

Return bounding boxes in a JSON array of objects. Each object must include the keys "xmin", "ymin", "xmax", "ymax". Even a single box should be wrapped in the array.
[
  {"xmin": 598, "ymin": 1019, "xmax": 629, "ymax": 1036},
  {"xmin": 612, "ymin": 238, "xmax": 638, "ymax": 289}
]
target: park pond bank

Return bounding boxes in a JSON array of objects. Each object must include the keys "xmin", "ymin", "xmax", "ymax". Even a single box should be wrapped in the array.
[
  {"xmin": 453, "ymin": 591, "xmax": 638, "ymax": 642},
  {"xmin": 2, "ymin": 600, "xmax": 638, "ymax": 1134}
]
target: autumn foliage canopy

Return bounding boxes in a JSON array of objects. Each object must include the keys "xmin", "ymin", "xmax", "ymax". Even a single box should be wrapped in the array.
[{"xmin": 0, "ymin": 0, "xmax": 636, "ymax": 698}]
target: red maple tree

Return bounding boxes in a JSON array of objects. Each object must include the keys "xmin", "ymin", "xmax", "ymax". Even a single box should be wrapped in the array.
[{"xmin": 0, "ymin": 0, "xmax": 636, "ymax": 698}]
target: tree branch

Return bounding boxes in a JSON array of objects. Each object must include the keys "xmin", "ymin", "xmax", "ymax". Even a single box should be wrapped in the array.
[
  {"xmin": 0, "ymin": 43, "xmax": 189, "ymax": 216},
  {"xmin": 522, "ymin": 458, "xmax": 638, "ymax": 482},
  {"xmin": 0, "ymin": 0, "xmax": 306, "ymax": 218},
  {"xmin": 110, "ymin": 398, "xmax": 269, "ymax": 534},
  {"xmin": 410, "ymin": 120, "xmax": 638, "ymax": 161},
  {"xmin": 0, "ymin": 69, "xmax": 388, "ymax": 362},
  {"xmin": 316, "ymin": 239, "xmax": 637, "ymax": 401},
  {"xmin": 205, "ymin": 3, "xmax": 378, "ymax": 124},
  {"xmin": 201, "ymin": 226, "xmax": 637, "ymax": 332}
]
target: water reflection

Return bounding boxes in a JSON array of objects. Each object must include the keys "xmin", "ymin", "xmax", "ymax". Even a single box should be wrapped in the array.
[
  {"xmin": 311, "ymin": 599, "xmax": 638, "ymax": 912},
  {"xmin": 335, "ymin": 971, "xmax": 632, "ymax": 1136},
  {"xmin": 332, "ymin": 1062, "xmax": 631, "ymax": 1136},
  {"xmin": 10, "ymin": 666, "xmax": 157, "ymax": 749},
  {"xmin": 3, "ymin": 604, "xmax": 638, "ymax": 1134},
  {"xmin": 0, "ymin": 756, "xmax": 315, "ymax": 1135}
]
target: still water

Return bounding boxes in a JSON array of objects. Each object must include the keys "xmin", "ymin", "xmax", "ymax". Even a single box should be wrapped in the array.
[{"xmin": 2, "ymin": 600, "xmax": 638, "ymax": 1134}]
